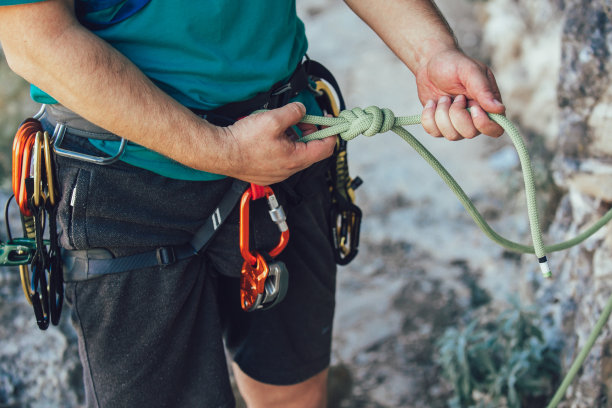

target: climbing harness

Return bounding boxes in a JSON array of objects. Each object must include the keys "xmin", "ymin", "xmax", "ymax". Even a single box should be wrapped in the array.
[
  {"xmin": 239, "ymin": 184, "xmax": 290, "ymax": 311},
  {"xmin": 33, "ymin": 59, "xmax": 356, "ymax": 317}
]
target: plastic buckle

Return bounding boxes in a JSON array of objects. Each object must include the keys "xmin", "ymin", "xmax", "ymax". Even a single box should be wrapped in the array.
[
  {"xmin": 156, "ymin": 246, "xmax": 176, "ymax": 267},
  {"xmin": 269, "ymin": 82, "xmax": 295, "ymax": 108}
]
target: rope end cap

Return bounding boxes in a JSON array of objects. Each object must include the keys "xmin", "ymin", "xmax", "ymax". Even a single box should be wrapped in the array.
[{"xmin": 538, "ymin": 256, "xmax": 552, "ymax": 279}]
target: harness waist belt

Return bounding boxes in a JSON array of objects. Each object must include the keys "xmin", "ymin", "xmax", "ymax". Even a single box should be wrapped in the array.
[
  {"xmin": 62, "ymin": 178, "xmax": 248, "ymax": 281},
  {"xmin": 44, "ymin": 104, "xmax": 122, "ymax": 141}
]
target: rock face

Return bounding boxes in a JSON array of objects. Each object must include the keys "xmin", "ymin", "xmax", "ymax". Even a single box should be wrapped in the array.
[
  {"xmin": 483, "ymin": 0, "xmax": 612, "ymax": 406},
  {"xmin": 0, "ymin": 190, "xmax": 84, "ymax": 407}
]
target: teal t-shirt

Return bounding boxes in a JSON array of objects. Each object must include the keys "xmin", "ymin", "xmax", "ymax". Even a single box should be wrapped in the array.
[{"xmin": 1, "ymin": 0, "xmax": 311, "ymax": 180}]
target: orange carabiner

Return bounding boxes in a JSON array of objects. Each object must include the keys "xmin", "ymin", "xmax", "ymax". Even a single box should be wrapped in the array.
[
  {"xmin": 240, "ymin": 252, "xmax": 270, "ymax": 310},
  {"xmin": 239, "ymin": 185, "xmax": 290, "ymax": 265},
  {"xmin": 239, "ymin": 187, "xmax": 258, "ymax": 266},
  {"xmin": 12, "ymin": 120, "xmax": 43, "ymax": 216}
]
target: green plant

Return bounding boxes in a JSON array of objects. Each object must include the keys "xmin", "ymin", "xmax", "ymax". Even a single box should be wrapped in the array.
[{"xmin": 436, "ymin": 300, "xmax": 561, "ymax": 408}]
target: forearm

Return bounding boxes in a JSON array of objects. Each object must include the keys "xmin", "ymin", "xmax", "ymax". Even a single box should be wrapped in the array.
[
  {"xmin": 343, "ymin": 0, "xmax": 458, "ymax": 72},
  {"xmin": 0, "ymin": 1, "xmax": 228, "ymax": 174}
]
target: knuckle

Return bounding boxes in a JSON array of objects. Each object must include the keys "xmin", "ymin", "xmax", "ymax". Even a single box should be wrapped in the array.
[
  {"xmin": 464, "ymin": 129, "xmax": 480, "ymax": 139},
  {"xmin": 445, "ymin": 134, "xmax": 463, "ymax": 142},
  {"xmin": 421, "ymin": 116, "xmax": 440, "ymax": 137}
]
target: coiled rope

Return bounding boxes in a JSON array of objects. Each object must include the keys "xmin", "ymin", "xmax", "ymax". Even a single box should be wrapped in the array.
[{"xmin": 296, "ymin": 106, "xmax": 612, "ymax": 407}]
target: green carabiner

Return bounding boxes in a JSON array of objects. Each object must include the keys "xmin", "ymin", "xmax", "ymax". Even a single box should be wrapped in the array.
[{"xmin": 0, "ymin": 239, "xmax": 37, "ymax": 266}]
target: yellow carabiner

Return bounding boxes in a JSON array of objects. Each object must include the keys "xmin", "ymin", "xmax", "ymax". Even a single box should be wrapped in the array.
[
  {"xmin": 43, "ymin": 131, "xmax": 56, "ymax": 206},
  {"xmin": 32, "ymin": 131, "xmax": 43, "ymax": 208},
  {"xmin": 19, "ymin": 264, "xmax": 34, "ymax": 305},
  {"xmin": 315, "ymin": 80, "xmax": 340, "ymax": 117}
]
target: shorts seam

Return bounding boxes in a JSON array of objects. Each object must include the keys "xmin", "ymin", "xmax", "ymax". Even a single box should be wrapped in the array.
[{"xmin": 73, "ymin": 281, "xmax": 102, "ymax": 408}]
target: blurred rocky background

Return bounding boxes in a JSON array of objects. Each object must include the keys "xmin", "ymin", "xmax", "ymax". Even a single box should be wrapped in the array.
[{"xmin": 1, "ymin": 0, "xmax": 611, "ymax": 407}]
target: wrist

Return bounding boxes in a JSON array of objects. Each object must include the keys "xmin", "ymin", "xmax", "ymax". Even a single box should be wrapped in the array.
[{"xmin": 411, "ymin": 37, "xmax": 459, "ymax": 75}]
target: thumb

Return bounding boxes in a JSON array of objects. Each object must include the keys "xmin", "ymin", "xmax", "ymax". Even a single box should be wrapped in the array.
[
  {"xmin": 266, "ymin": 102, "xmax": 307, "ymax": 131},
  {"xmin": 465, "ymin": 66, "xmax": 505, "ymax": 114}
]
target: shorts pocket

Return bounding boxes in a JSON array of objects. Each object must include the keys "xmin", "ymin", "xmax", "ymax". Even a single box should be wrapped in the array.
[{"xmin": 57, "ymin": 165, "xmax": 92, "ymax": 250}]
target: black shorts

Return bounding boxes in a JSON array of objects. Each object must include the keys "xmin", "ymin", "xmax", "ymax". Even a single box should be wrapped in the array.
[{"xmin": 50, "ymin": 129, "xmax": 337, "ymax": 408}]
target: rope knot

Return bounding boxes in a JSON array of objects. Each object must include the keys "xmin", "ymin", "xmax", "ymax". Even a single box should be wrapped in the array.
[{"xmin": 338, "ymin": 106, "xmax": 396, "ymax": 140}]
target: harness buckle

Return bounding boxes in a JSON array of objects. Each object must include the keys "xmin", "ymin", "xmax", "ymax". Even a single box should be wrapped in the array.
[
  {"xmin": 269, "ymin": 81, "xmax": 298, "ymax": 108},
  {"xmin": 271, "ymin": 82, "xmax": 293, "ymax": 96},
  {"xmin": 156, "ymin": 246, "xmax": 176, "ymax": 267}
]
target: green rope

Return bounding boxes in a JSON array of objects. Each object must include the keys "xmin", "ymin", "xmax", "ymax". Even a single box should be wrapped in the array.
[
  {"xmin": 299, "ymin": 106, "xmax": 612, "ymax": 277},
  {"xmin": 296, "ymin": 106, "xmax": 612, "ymax": 407},
  {"xmin": 546, "ymin": 291, "xmax": 612, "ymax": 408}
]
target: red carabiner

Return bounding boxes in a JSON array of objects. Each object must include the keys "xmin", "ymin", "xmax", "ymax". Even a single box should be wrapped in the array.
[{"xmin": 239, "ymin": 185, "xmax": 289, "ymax": 265}]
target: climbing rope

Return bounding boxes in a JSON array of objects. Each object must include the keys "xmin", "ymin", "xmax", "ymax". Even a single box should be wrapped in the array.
[
  {"xmin": 293, "ymin": 106, "xmax": 612, "ymax": 408},
  {"xmin": 298, "ymin": 106, "xmax": 612, "ymax": 277}
]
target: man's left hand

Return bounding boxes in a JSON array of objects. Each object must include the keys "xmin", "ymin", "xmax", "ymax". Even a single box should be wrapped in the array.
[{"xmin": 416, "ymin": 48, "xmax": 505, "ymax": 141}]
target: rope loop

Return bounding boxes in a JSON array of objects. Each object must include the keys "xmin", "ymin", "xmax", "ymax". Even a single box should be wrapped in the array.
[{"xmin": 338, "ymin": 106, "xmax": 396, "ymax": 140}]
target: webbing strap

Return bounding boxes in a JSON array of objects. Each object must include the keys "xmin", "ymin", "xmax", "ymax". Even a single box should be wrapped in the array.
[
  {"xmin": 62, "ymin": 179, "xmax": 248, "ymax": 280},
  {"xmin": 304, "ymin": 59, "xmax": 346, "ymax": 110},
  {"xmin": 189, "ymin": 179, "xmax": 249, "ymax": 250},
  {"xmin": 192, "ymin": 63, "xmax": 309, "ymax": 119}
]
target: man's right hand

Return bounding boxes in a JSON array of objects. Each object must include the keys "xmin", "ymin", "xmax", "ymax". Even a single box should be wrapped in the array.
[{"xmin": 219, "ymin": 102, "xmax": 337, "ymax": 185}]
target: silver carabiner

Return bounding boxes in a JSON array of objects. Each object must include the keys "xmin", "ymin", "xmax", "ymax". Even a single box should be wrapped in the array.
[
  {"xmin": 52, "ymin": 121, "xmax": 127, "ymax": 165},
  {"xmin": 35, "ymin": 104, "xmax": 127, "ymax": 165}
]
